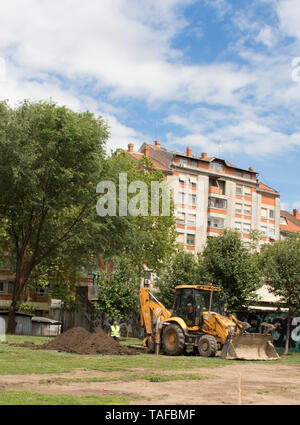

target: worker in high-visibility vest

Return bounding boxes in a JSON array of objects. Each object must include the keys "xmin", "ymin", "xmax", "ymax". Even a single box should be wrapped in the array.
[{"xmin": 108, "ymin": 320, "xmax": 120, "ymax": 342}]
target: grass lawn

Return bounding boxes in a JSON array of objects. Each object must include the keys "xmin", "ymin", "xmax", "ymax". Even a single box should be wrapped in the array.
[
  {"xmin": 39, "ymin": 372, "xmax": 211, "ymax": 385},
  {"xmin": 0, "ymin": 335, "xmax": 300, "ymax": 405},
  {"xmin": 0, "ymin": 390, "xmax": 140, "ymax": 405},
  {"xmin": 0, "ymin": 335, "xmax": 299, "ymax": 376}
]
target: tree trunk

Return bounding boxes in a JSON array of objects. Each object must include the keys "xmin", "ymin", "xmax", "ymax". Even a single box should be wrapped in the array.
[
  {"xmin": 284, "ymin": 310, "xmax": 291, "ymax": 356},
  {"xmin": 7, "ymin": 252, "xmax": 35, "ymax": 334},
  {"xmin": 7, "ymin": 304, "xmax": 17, "ymax": 334}
]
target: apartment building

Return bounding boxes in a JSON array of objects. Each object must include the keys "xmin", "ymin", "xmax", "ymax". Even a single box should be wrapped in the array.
[
  {"xmin": 280, "ymin": 209, "xmax": 300, "ymax": 238},
  {"xmin": 127, "ymin": 141, "xmax": 280, "ymax": 253},
  {"xmin": 0, "ymin": 267, "xmax": 50, "ymax": 314},
  {"xmin": 0, "ymin": 250, "xmax": 60, "ymax": 315}
]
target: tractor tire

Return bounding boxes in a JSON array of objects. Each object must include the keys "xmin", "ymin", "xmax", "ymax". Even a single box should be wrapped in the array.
[
  {"xmin": 162, "ymin": 324, "xmax": 185, "ymax": 356},
  {"xmin": 198, "ymin": 335, "xmax": 218, "ymax": 357}
]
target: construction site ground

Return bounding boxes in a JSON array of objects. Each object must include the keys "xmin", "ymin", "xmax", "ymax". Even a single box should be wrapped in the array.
[{"xmin": 0, "ymin": 334, "xmax": 299, "ymax": 405}]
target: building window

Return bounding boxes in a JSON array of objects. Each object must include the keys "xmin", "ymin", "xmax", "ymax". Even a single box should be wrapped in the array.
[
  {"xmin": 280, "ymin": 216, "xmax": 287, "ymax": 225},
  {"xmin": 261, "ymin": 226, "xmax": 267, "ymax": 236},
  {"xmin": 208, "ymin": 218, "xmax": 224, "ymax": 229},
  {"xmin": 236, "ymin": 186, "xmax": 242, "ymax": 195},
  {"xmin": 244, "ymin": 172, "xmax": 251, "ymax": 179},
  {"xmin": 0, "ymin": 282, "xmax": 3, "ymax": 293},
  {"xmin": 269, "ymin": 227, "xmax": 275, "ymax": 238},
  {"xmin": 236, "ymin": 170, "xmax": 243, "ymax": 177},
  {"xmin": 36, "ymin": 287, "xmax": 49, "ymax": 296},
  {"xmin": 187, "ymin": 214, "xmax": 196, "ymax": 225},
  {"xmin": 261, "ymin": 208, "xmax": 267, "ymax": 218},
  {"xmin": 177, "ymin": 213, "xmax": 185, "ymax": 225},
  {"xmin": 218, "ymin": 180, "xmax": 226, "ymax": 195},
  {"xmin": 186, "ymin": 234, "xmax": 195, "ymax": 245},
  {"xmin": 269, "ymin": 209, "xmax": 274, "ymax": 219},
  {"xmin": 176, "ymin": 233, "xmax": 185, "ymax": 244},
  {"xmin": 209, "ymin": 197, "xmax": 227, "ymax": 209},
  {"xmin": 209, "ymin": 178, "xmax": 218, "ymax": 187},
  {"xmin": 7, "ymin": 282, "xmax": 14, "ymax": 294},
  {"xmin": 210, "ymin": 161, "xmax": 223, "ymax": 171},
  {"xmin": 243, "ymin": 223, "xmax": 251, "ymax": 234},
  {"xmin": 244, "ymin": 187, "xmax": 251, "ymax": 196},
  {"xmin": 235, "ymin": 222, "xmax": 242, "ymax": 231},
  {"xmin": 178, "ymin": 192, "xmax": 185, "ymax": 204},
  {"xmin": 235, "ymin": 203, "xmax": 242, "ymax": 214},
  {"xmin": 180, "ymin": 158, "xmax": 188, "ymax": 166},
  {"xmin": 244, "ymin": 207, "xmax": 251, "ymax": 216},
  {"xmin": 190, "ymin": 159, "xmax": 197, "ymax": 168},
  {"xmin": 188, "ymin": 194, "xmax": 197, "ymax": 206}
]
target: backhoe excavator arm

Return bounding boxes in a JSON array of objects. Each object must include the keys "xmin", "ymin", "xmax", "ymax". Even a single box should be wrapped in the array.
[{"xmin": 139, "ymin": 288, "xmax": 171, "ymax": 342}]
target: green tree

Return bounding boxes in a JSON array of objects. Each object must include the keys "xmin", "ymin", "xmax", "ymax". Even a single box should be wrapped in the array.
[
  {"xmin": 96, "ymin": 151, "xmax": 177, "ymax": 275},
  {"xmin": 260, "ymin": 234, "xmax": 300, "ymax": 355},
  {"xmin": 156, "ymin": 250, "xmax": 199, "ymax": 308},
  {"xmin": 0, "ymin": 100, "xmax": 108, "ymax": 333},
  {"xmin": 95, "ymin": 257, "xmax": 140, "ymax": 320},
  {"xmin": 199, "ymin": 229, "xmax": 261, "ymax": 311}
]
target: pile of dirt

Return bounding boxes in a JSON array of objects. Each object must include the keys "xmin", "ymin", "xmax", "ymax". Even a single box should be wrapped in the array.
[{"xmin": 41, "ymin": 327, "xmax": 141, "ymax": 355}]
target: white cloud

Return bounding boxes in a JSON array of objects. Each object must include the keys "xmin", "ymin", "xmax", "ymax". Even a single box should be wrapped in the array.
[
  {"xmin": 255, "ymin": 26, "xmax": 277, "ymax": 47},
  {"xmin": 103, "ymin": 113, "xmax": 148, "ymax": 154},
  {"xmin": 276, "ymin": 0, "xmax": 300, "ymax": 44},
  {"xmin": 0, "ymin": 0, "xmax": 253, "ymax": 107},
  {"xmin": 280, "ymin": 200, "xmax": 300, "ymax": 212},
  {"xmin": 0, "ymin": 60, "xmax": 146, "ymax": 155},
  {"xmin": 1, "ymin": 0, "xmax": 300, "ymax": 162},
  {"xmin": 166, "ymin": 106, "xmax": 300, "ymax": 158},
  {"xmin": 204, "ymin": 0, "xmax": 232, "ymax": 19}
]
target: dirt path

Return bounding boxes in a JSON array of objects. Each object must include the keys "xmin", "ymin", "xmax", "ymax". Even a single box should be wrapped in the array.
[{"xmin": 0, "ymin": 363, "xmax": 299, "ymax": 405}]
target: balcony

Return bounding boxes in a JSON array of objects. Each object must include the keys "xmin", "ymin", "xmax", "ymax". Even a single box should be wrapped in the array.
[
  {"xmin": 208, "ymin": 197, "xmax": 227, "ymax": 211},
  {"xmin": 209, "ymin": 186, "xmax": 220, "ymax": 194}
]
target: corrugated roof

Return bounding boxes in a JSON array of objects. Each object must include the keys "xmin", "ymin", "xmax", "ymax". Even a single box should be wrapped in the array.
[{"xmin": 32, "ymin": 316, "xmax": 61, "ymax": 324}]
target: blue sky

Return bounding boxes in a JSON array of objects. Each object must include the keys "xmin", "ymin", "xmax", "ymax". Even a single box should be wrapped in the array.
[{"xmin": 0, "ymin": 0, "xmax": 300, "ymax": 210}]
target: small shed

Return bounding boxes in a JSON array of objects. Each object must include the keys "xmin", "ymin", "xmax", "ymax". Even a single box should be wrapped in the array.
[
  {"xmin": 31, "ymin": 316, "xmax": 61, "ymax": 337},
  {"xmin": 0, "ymin": 311, "xmax": 33, "ymax": 335}
]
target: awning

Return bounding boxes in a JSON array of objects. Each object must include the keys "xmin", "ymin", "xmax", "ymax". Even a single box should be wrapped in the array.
[{"xmin": 248, "ymin": 306, "xmax": 288, "ymax": 312}]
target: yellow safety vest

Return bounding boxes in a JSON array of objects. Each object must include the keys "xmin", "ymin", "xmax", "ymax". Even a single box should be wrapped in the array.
[{"xmin": 110, "ymin": 325, "xmax": 120, "ymax": 337}]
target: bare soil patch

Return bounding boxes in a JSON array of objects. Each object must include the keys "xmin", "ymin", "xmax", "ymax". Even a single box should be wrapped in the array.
[
  {"xmin": 0, "ymin": 362, "xmax": 299, "ymax": 405},
  {"xmin": 9, "ymin": 327, "xmax": 142, "ymax": 355}
]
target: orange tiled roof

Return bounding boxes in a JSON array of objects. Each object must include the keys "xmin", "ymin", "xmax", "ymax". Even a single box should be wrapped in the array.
[
  {"xmin": 149, "ymin": 144, "xmax": 167, "ymax": 151},
  {"xmin": 280, "ymin": 210, "xmax": 300, "ymax": 233},
  {"xmin": 258, "ymin": 182, "xmax": 279, "ymax": 194},
  {"xmin": 128, "ymin": 152, "xmax": 170, "ymax": 171}
]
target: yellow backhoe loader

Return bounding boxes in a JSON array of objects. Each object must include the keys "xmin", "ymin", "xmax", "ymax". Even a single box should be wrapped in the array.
[{"xmin": 139, "ymin": 284, "xmax": 279, "ymax": 360}]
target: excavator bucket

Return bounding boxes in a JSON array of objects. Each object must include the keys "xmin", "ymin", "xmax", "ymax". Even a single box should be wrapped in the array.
[{"xmin": 221, "ymin": 334, "xmax": 279, "ymax": 360}]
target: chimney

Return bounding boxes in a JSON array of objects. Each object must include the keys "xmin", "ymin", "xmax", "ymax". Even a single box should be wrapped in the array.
[
  {"xmin": 187, "ymin": 146, "xmax": 192, "ymax": 157},
  {"xmin": 154, "ymin": 140, "xmax": 161, "ymax": 148},
  {"xmin": 201, "ymin": 152, "xmax": 207, "ymax": 160},
  {"xmin": 293, "ymin": 209, "xmax": 300, "ymax": 219},
  {"xmin": 144, "ymin": 146, "xmax": 149, "ymax": 157},
  {"xmin": 128, "ymin": 143, "xmax": 134, "ymax": 153},
  {"xmin": 249, "ymin": 166, "xmax": 254, "ymax": 171}
]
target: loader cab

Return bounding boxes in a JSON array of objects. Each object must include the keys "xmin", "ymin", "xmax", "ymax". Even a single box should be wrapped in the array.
[{"xmin": 173, "ymin": 285, "xmax": 223, "ymax": 327}]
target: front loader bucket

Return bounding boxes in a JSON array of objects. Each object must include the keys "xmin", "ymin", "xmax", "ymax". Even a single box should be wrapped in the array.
[{"xmin": 221, "ymin": 334, "xmax": 279, "ymax": 360}]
